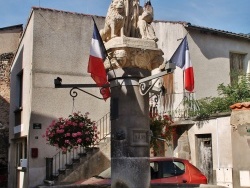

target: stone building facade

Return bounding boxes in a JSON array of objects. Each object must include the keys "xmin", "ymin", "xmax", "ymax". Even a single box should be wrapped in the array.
[
  {"xmin": 0, "ymin": 25, "xmax": 23, "ymax": 182},
  {"xmin": 0, "ymin": 53, "xmax": 14, "ymax": 126},
  {"xmin": 0, "ymin": 52, "xmax": 13, "ymax": 167},
  {"xmin": 7, "ymin": 6, "xmax": 250, "ymax": 188}
]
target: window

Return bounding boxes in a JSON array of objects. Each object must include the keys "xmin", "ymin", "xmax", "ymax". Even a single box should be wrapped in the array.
[
  {"xmin": 162, "ymin": 161, "xmax": 185, "ymax": 177},
  {"xmin": 14, "ymin": 70, "xmax": 23, "ymax": 127},
  {"xmin": 15, "ymin": 138, "xmax": 27, "ymax": 167},
  {"xmin": 17, "ymin": 70, "xmax": 23, "ymax": 108},
  {"xmin": 150, "ymin": 161, "xmax": 185, "ymax": 179},
  {"xmin": 230, "ymin": 52, "xmax": 246, "ymax": 84}
]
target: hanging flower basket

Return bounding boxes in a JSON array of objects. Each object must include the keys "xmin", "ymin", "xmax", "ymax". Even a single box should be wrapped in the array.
[{"xmin": 44, "ymin": 112, "xmax": 99, "ymax": 153}]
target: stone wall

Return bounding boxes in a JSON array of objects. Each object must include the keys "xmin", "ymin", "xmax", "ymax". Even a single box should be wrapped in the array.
[
  {"xmin": 176, "ymin": 130, "xmax": 191, "ymax": 160},
  {"xmin": 0, "ymin": 25, "xmax": 22, "ymax": 131},
  {"xmin": 0, "ymin": 55, "xmax": 12, "ymax": 167},
  {"xmin": 0, "ymin": 24, "xmax": 22, "ymax": 170},
  {"xmin": 0, "ymin": 85, "xmax": 10, "ymax": 128},
  {"xmin": 0, "ymin": 53, "xmax": 13, "ymax": 84},
  {"xmin": 0, "ymin": 54, "xmax": 13, "ymax": 128},
  {"xmin": 230, "ymin": 102, "xmax": 250, "ymax": 188}
]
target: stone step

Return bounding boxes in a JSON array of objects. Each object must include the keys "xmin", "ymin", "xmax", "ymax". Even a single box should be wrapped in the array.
[{"xmin": 52, "ymin": 146, "xmax": 102, "ymax": 184}]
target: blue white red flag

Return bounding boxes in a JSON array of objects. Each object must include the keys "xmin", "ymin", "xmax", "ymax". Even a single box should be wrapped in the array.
[
  {"xmin": 170, "ymin": 36, "xmax": 194, "ymax": 92},
  {"xmin": 88, "ymin": 20, "xmax": 110, "ymax": 100}
]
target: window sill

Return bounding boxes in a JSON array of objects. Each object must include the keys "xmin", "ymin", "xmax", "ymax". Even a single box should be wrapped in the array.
[{"xmin": 17, "ymin": 167, "xmax": 26, "ymax": 172}]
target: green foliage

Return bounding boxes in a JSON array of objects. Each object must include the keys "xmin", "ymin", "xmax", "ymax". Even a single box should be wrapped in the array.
[
  {"xmin": 189, "ymin": 74, "xmax": 250, "ymax": 120},
  {"xmin": 217, "ymin": 75, "xmax": 250, "ymax": 102}
]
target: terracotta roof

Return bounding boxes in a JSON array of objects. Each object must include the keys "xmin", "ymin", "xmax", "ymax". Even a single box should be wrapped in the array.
[{"xmin": 230, "ymin": 102, "xmax": 250, "ymax": 110}]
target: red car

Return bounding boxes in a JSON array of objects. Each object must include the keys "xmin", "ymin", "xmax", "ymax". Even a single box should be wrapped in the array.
[
  {"xmin": 150, "ymin": 157, "xmax": 207, "ymax": 184},
  {"xmin": 78, "ymin": 157, "xmax": 207, "ymax": 185}
]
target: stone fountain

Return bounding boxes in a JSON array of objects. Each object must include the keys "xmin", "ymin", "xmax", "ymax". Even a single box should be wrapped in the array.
[{"xmin": 100, "ymin": 0, "xmax": 164, "ymax": 187}]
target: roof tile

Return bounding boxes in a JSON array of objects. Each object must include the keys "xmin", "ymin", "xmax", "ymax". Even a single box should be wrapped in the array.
[{"xmin": 230, "ymin": 102, "xmax": 250, "ymax": 110}]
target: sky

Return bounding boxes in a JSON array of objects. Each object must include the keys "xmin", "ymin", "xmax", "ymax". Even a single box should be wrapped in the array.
[{"xmin": 0, "ymin": 0, "xmax": 249, "ymax": 35}]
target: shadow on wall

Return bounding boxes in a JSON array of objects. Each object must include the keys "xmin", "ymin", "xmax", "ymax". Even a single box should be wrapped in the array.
[
  {"xmin": 0, "ymin": 96, "xmax": 9, "ymax": 187},
  {"xmin": 0, "ymin": 128, "xmax": 8, "ymax": 165},
  {"xmin": 189, "ymin": 32, "xmax": 229, "ymax": 60},
  {"xmin": 0, "ymin": 95, "xmax": 9, "ymax": 129},
  {"xmin": 0, "ymin": 95, "xmax": 9, "ymax": 165}
]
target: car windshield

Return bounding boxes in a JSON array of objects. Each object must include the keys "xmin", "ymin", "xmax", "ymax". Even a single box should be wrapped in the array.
[{"xmin": 150, "ymin": 161, "xmax": 185, "ymax": 179}]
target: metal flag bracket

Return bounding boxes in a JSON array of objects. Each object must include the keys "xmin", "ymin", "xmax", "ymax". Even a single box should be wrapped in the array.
[
  {"xmin": 138, "ymin": 62, "xmax": 176, "ymax": 96},
  {"xmin": 54, "ymin": 77, "xmax": 110, "ymax": 100}
]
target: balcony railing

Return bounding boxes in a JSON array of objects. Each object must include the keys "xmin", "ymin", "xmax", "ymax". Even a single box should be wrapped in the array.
[{"xmin": 150, "ymin": 91, "xmax": 199, "ymax": 121}]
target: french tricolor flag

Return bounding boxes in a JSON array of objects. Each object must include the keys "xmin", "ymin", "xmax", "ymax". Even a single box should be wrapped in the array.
[
  {"xmin": 88, "ymin": 20, "xmax": 110, "ymax": 100},
  {"xmin": 170, "ymin": 36, "xmax": 194, "ymax": 92}
]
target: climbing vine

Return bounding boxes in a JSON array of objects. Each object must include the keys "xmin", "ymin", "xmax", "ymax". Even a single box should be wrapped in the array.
[{"xmin": 150, "ymin": 114, "xmax": 175, "ymax": 155}]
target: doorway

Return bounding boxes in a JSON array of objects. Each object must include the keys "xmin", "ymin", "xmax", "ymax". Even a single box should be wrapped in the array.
[
  {"xmin": 196, "ymin": 134, "xmax": 213, "ymax": 183},
  {"xmin": 15, "ymin": 138, "xmax": 27, "ymax": 188}
]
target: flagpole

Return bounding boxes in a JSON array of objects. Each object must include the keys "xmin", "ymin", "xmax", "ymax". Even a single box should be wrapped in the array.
[
  {"xmin": 169, "ymin": 33, "xmax": 192, "ymax": 118},
  {"xmin": 169, "ymin": 33, "xmax": 189, "ymax": 61},
  {"xmin": 182, "ymin": 68, "xmax": 187, "ymax": 118},
  {"xmin": 91, "ymin": 17, "xmax": 117, "ymax": 80}
]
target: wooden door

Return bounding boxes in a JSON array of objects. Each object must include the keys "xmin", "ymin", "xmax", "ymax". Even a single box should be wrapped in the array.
[{"xmin": 196, "ymin": 134, "xmax": 213, "ymax": 183}]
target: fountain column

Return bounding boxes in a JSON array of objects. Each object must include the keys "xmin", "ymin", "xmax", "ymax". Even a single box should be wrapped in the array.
[
  {"xmin": 100, "ymin": 1, "xmax": 164, "ymax": 187},
  {"xmin": 105, "ymin": 36, "xmax": 163, "ymax": 188},
  {"xmin": 109, "ymin": 67, "xmax": 150, "ymax": 188}
]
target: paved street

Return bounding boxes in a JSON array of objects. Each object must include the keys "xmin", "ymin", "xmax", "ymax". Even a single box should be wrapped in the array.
[{"xmin": 38, "ymin": 183, "xmax": 226, "ymax": 188}]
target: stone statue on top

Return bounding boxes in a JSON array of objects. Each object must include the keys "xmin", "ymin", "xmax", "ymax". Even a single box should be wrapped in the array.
[
  {"xmin": 137, "ymin": 0, "xmax": 158, "ymax": 41},
  {"xmin": 100, "ymin": 0, "xmax": 157, "ymax": 42},
  {"xmin": 101, "ymin": 0, "xmax": 163, "ymax": 71}
]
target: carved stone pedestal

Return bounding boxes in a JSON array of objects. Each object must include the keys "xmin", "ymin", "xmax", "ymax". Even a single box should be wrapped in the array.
[
  {"xmin": 104, "ymin": 36, "xmax": 164, "ymax": 71},
  {"xmin": 106, "ymin": 37, "xmax": 164, "ymax": 188}
]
